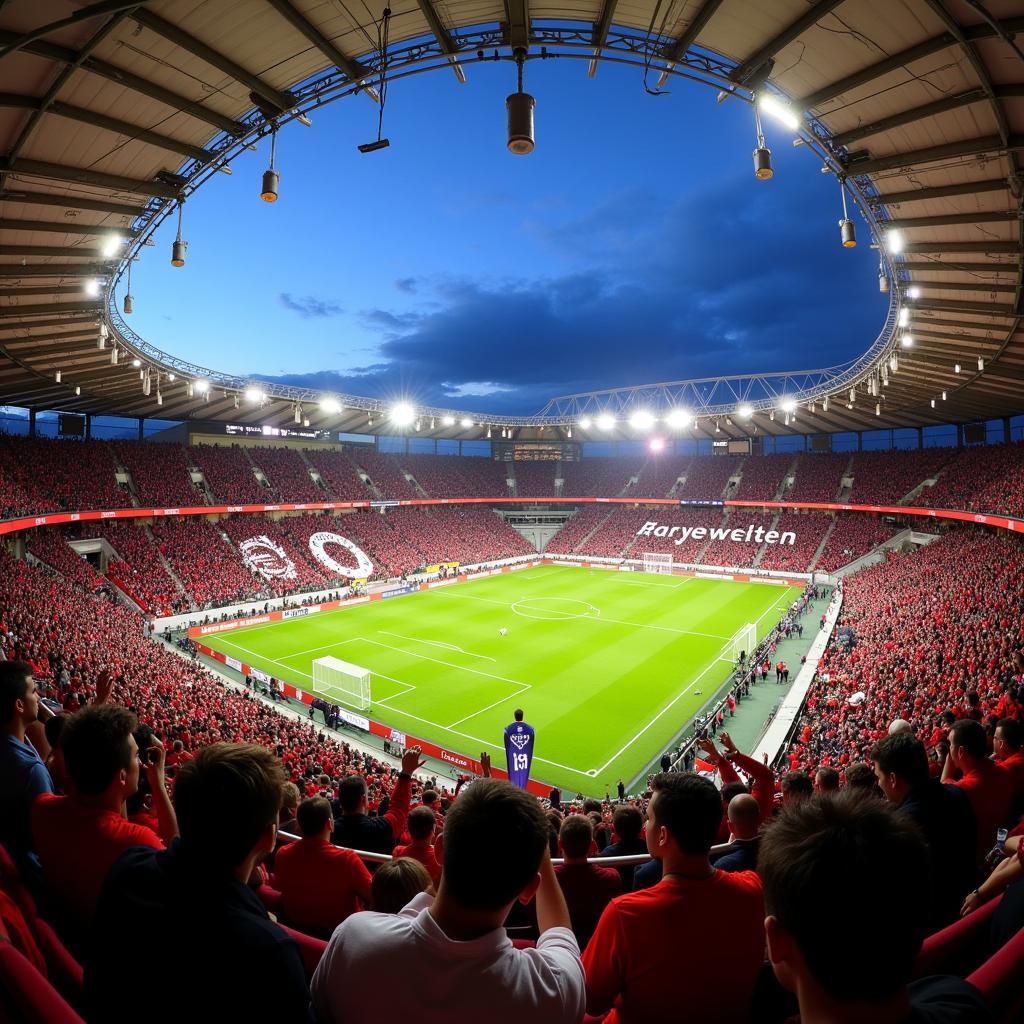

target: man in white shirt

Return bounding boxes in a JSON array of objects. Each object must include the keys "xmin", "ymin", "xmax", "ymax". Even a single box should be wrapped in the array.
[{"xmin": 311, "ymin": 778, "xmax": 585, "ymax": 1024}]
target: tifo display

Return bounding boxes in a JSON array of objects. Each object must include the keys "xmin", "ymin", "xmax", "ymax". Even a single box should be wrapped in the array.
[{"xmin": 201, "ymin": 564, "xmax": 801, "ymax": 792}]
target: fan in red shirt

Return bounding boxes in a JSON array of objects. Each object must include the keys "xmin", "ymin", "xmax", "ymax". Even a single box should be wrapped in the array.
[
  {"xmin": 993, "ymin": 718, "xmax": 1024, "ymax": 819},
  {"xmin": 942, "ymin": 718, "xmax": 1014, "ymax": 858},
  {"xmin": 392, "ymin": 805, "xmax": 442, "ymax": 887},
  {"xmin": 583, "ymin": 773, "xmax": 764, "ymax": 1024},
  {"xmin": 31, "ymin": 705, "xmax": 177, "ymax": 928},
  {"xmin": 553, "ymin": 813, "xmax": 620, "ymax": 951},
  {"xmin": 273, "ymin": 796, "xmax": 372, "ymax": 937}
]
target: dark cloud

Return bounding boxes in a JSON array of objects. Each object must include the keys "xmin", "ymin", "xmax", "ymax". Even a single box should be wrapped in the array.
[
  {"xmin": 279, "ymin": 293, "xmax": 345, "ymax": 319},
  {"xmin": 258, "ymin": 174, "xmax": 885, "ymax": 414},
  {"xmin": 394, "ymin": 277, "xmax": 418, "ymax": 293}
]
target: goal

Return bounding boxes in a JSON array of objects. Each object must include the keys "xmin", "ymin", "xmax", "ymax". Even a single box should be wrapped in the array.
[
  {"xmin": 642, "ymin": 551, "xmax": 673, "ymax": 575},
  {"xmin": 720, "ymin": 622, "xmax": 757, "ymax": 665},
  {"xmin": 311, "ymin": 656, "xmax": 371, "ymax": 710}
]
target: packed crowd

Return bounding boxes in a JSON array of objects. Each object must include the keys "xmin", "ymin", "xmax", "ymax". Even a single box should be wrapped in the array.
[
  {"xmin": 758, "ymin": 513, "xmax": 832, "ymax": 573},
  {"xmin": 785, "ymin": 451, "xmax": 850, "ymax": 503},
  {"xmin": 849, "ymin": 447, "xmax": 953, "ymax": 505},
  {"xmin": 187, "ymin": 444, "xmax": 272, "ymax": 504},
  {"xmin": 921, "ymin": 441, "xmax": 1024, "ymax": 518},
  {"xmin": 514, "ymin": 461, "xmax": 558, "ymax": 498},
  {"xmin": 732, "ymin": 452, "xmax": 793, "ymax": 501},
  {"xmin": 255, "ymin": 447, "xmax": 326, "ymax": 504},
  {"xmin": 632, "ymin": 455, "xmax": 690, "ymax": 499},
  {"xmin": 114, "ymin": 441, "xmax": 200, "ymax": 508},
  {"xmin": 813, "ymin": 513, "xmax": 898, "ymax": 573}
]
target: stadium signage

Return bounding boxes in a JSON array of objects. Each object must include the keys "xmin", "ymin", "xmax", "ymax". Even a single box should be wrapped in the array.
[
  {"xmin": 199, "ymin": 615, "xmax": 272, "ymax": 634},
  {"xmin": 226, "ymin": 655, "xmax": 242, "ymax": 672},
  {"xmin": 441, "ymin": 749, "xmax": 472, "ymax": 769},
  {"xmin": 308, "ymin": 531, "xmax": 374, "ymax": 578},
  {"xmin": 382, "ymin": 586, "xmax": 414, "ymax": 599},
  {"xmin": 678, "ymin": 499, "xmax": 724, "ymax": 507},
  {"xmin": 283, "ymin": 606, "xmax": 319, "ymax": 620},
  {"xmin": 636, "ymin": 521, "xmax": 796, "ymax": 546},
  {"xmin": 370, "ymin": 500, "xmax": 400, "ymax": 509}
]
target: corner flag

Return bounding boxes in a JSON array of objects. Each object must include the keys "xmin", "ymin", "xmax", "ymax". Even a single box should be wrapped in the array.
[{"xmin": 503, "ymin": 715, "xmax": 536, "ymax": 790}]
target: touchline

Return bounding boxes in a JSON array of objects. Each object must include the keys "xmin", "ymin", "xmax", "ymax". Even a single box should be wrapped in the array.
[{"xmin": 635, "ymin": 521, "xmax": 797, "ymax": 546}]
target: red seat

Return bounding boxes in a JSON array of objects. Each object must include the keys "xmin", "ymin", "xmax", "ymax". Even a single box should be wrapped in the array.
[
  {"xmin": 967, "ymin": 925, "xmax": 1024, "ymax": 1023},
  {"xmin": 279, "ymin": 923, "xmax": 328, "ymax": 977},
  {"xmin": 913, "ymin": 897, "xmax": 1003, "ymax": 979},
  {"xmin": 256, "ymin": 883, "xmax": 284, "ymax": 916},
  {"xmin": 0, "ymin": 943, "xmax": 84, "ymax": 1024},
  {"xmin": 511, "ymin": 938, "xmax": 536, "ymax": 950}
]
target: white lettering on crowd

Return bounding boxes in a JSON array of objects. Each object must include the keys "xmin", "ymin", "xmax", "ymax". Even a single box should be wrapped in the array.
[
  {"xmin": 308, "ymin": 532, "xmax": 375, "ymax": 578},
  {"xmin": 636, "ymin": 522, "xmax": 797, "ymax": 547},
  {"xmin": 239, "ymin": 535, "xmax": 298, "ymax": 581}
]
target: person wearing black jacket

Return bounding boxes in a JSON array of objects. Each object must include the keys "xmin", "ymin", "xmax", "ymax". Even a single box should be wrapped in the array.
[
  {"xmin": 871, "ymin": 733, "xmax": 978, "ymax": 929},
  {"xmin": 332, "ymin": 745, "xmax": 424, "ymax": 855}
]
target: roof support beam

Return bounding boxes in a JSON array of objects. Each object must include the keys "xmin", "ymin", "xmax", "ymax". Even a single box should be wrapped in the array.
[
  {"xmin": 886, "ymin": 210, "xmax": 1018, "ymax": 229},
  {"xmin": 831, "ymin": 88, "xmax": 994, "ymax": 147},
  {"xmin": 0, "ymin": 33, "xmax": 246, "ymax": 136},
  {"xmin": 503, "ymin": 0, "xmax": 531, "ymax": 50},
  {"xmin": 902, "ymin": 241, "xmax": 1022, "ymax": 254},
  {"xmin": 911, "ymin": 280, "xmax": 1016, "ymax": 295},
  {"xmin": 898, "ymin": 260, "xmax": 1020, "ymax": 275},
  {"xmin": 131, "ymin": 10, "xmax": 296, "ymax": 113},
  {"xmin": 0, "ymin": 93, "xmax": 214, "ymax": 163},
  {"xmin": 731, "ymin": 0, "xmax": 847, "ymax": 83},
  {"xmin": 0, "ymin": 244, "xmax": 105, "ymax": 257},
  {"xmin": 0, "ymin": 264, "xmax": 111, "ymax": 278},
  {"xmin": 0, "ymin": 286, "xmax": 93, "ymax": 298},
  {"xmin": 800, "ymin": 16, "xmax": 1024, "ymax": 109},
  {"xmin": 587, "ymin": 0, "xmax": 618, "ymax": 77},
  {"xmin": 910, "ymin": 315, "xmax": 1002, "ymax": 331},
  {"xmin": 263, "ymin": 0, "xmax": 374, "ymax": 85},
  {"xmin": 0, "ymin": 189, "xmax": 142, "ymax": 218},
  {"xmin": 0, "ymin": 315, "xmax": 98, "ymax": 332},
  {"xmin": 411, "ymin": 0, "xmax": 466, "ymax": 82},
  {"xmin": 0, "ymin": 300, "xmax": 102, "ymax": 318},
  {"xmin": 869, "ymin": 179, "xmax": 1010, "ymax": 206},
  {"xmin": 912, "ymin": 297, "xmax": 1015, "ymax": 316},
  {"xmin": 659, "ymin": 0, "xmax": 726, "ymax": 69},
  {"xmin": 848, "ymin": 135, "xmax": 1024, "ymax": 176},
  {"xmin": 5, "ymin": 335, "xmax": 101, "ymax": 353},
  {"xmin": 0, "ymin": 218, "xmax": 139, "ymax": 238},
  {"xmin": 0, "ymin": 158, "xmax": 180, "ymax": 199}
]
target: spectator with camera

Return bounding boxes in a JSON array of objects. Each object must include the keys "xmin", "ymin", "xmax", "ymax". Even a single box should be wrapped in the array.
[
  {"xmin": 31, "ymin": 703, "xmax": 176, "ymax": 928},
  {"xmin": 87, "ymin": 743, "xmax": 309, "ymax": 1022}
]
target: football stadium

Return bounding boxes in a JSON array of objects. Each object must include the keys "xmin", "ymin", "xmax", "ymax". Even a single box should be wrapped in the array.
[{"xmin": 2, "ymin": 1, "xmax": 1024, "ymax": 1021}]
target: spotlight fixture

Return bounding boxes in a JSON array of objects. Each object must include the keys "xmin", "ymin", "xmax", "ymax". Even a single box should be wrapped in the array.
[
  {"xmin": 55, "ymin": 370, "xmax": 61, "ymax": 383},
  {"xmin": 156, "ymin": 390, "xmax": 163, "ymax": 406},
  {"xmin": 111, "ymin": 346, "xmax": 119, "ymax": 365},
  {"xmin": 168, "ymin": 373, "xmax": 176, "ymax": 382},
  {"xmin": 931, "ymin": 398, "xmax": 936, "ymax": 408},
  {"xmin": 430, "ymin": 418, "xmax": 435, "ymax": 430},
  {"xmin": 907, "ymin": 286, "xmax": 920, "ymax": 300},
  {"xmin": 233, "ymin": 394, "xmax": 239, "ymax": 409},
  {"xmin": 303, "ymin": 417, "xmax": 310, "ymax": 428},
  {"xmin": 898, "ymin": 308, "xmax": 910, "ymax": 327},
  {"xmin": 738, "ymin": 404, "xmax": 753, "ymax": 419},
  {"xmin": 75, "ymin": 386, "xmax": 81, "ymax": 396},
  {"xmin": 890, "ymin": 354, "xmax": 899, "ymax": 372},
  {"xmin": 85, "ymin": 278, "xmax": 101, "ymax": 298},
  {"xmin": 390, "ymin": 402, "xmax": 416, "ymax": 426},
  {"xmin": 780, "ymin": 397, "xmax": 796, "ymax": 413},
  {"xmin": 649, "ymin": 437, "xmax": 665, "ymax": 452},
  {"xmin": 101, "ymin": 234, "xmax": 124, "ymax": 258},
  {"xmin": 596, "ymin": 413, "xmax": 615, "ymax": 430},
  {"xmin": 978, "ymin": 356, "xmax": 985, "ymax": 371},
  {"xmin": 849, "ymin": 388, "xmax": 856, "ymax": 404},
  {"xmin": 954, "ymin": 363, "xmax": 961, "ymax": 374},
  {"xmin": 132, "ymin": 358, "xmax": 141, "ymax": 368},
  {"xmin": 441, "ymin": 414, "xmax": 455, "ymax": 427},
  {"xmin": 566, "ymin": 426, "xmax": 572, "ymax": 439},
  {"xmin": 879, "ymin": 262, "xmax": 889, "ymax": 293},
  {"xmin": 186, "ymin": 383, "xmax": 194, "ymax": 398},
  {"xmin": 885, "ymin": 228, "xmax": 904, "ymax": 254},
  {"xmin": 629, "ymin": 410, "xmax": 655, "ymax": 430},
  {"xmin": 320, "ymin": 397, "xmax": 341, "ymax": 414},
  {"xmin": 294, "ymin": 404, "xmax": 301, "ymax": 424},
  {"xmin": 506, "ymin": 48, "xmax": 535, "ymax": 155},
  {"xmin": 665, "ymin": 408, "xmax": 691, "ymax": 429},
  {"xmin": 578, "ymin": 417, "xmax": 592, "ymax": 430},
  {"xmin": 769, "ymin": 409, "xmax": 775, "ymax": 421},
  {"xmin": 715, "ymin": 421, "xmax": 721, "ymax": 433},
  {"xmin": 459, "ymin": 417, "xmax": 473, "ymax": 428},
  {"xmin": 837, "ymin": 178, "xmax": 856, "ymax": 247},
  {"xmin": 171, "ymin": 202, "xmax": 187, "ymax": 267},
  {"xmin": 123, "ymin": 292, "xmax": 133, "ymax": 315},
  {"xmin": 942, "ymin": 391, "xmax": 947, "ymax": 401},
  {"xmin": 752, "ymin": 100, "xmax": 772, "ymax": 180},
  {"xmin": 901, "ymin": 334, "xmax": 914, "ymax": 348},
  {"xmin": 876, "ymin": 403, "xmax": 880, "ymax": 416},
  {"xmin": 822, "ymin": 396, "xmax": 829, "ymax": 412},
  {"xmin": 194, "ymin": 380, "xmax": 209, "ymax": 394},
  {"xmin": 99, "ymin": 322, "xmax": 109, "ymax": 341},
  {"xmin": 486, "ymin": 425, "xmax": 492, "ymax": 439},
  {"xmin": 758, "ymin": 93, "xmax": 801, "ymax": 131},
  {"xmin": 245, "ymin": 386, "xmax": 265, "ymax": 403},
  {"xmin": 260, "ymin": 128, "xmax": 280, "ymax": 202}
]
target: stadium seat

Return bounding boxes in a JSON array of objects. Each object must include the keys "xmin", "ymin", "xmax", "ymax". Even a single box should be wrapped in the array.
[
  {"xmin": 279, "ymin": 923, "xmax": 328, "ymax": 976},
  {"xmin": 0, "ymin": 943, "xmax": 85, "ymax": 1024},
  {"xmin": 966, "ymin": 925, "xmax": 1024, "ymax": 1022},
  {"xmin": 913, "ymin": 896, "xmax": 1003, "ymax": 979}
]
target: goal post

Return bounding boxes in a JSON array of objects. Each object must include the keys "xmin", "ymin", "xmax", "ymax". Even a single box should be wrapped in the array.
[
  {"xmin": 311, "ymin": 656, "xmax": 371, "ymax": 710},
  {"xmin": 720, "ymin": 622, "xmax": 757, "ymax": 665},
  {"xmin": 642, "ymin": 551, "xmax": 673, "ymax": 575}
]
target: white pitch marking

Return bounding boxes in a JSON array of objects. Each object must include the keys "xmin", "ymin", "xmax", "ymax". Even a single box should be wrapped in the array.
[
  {"xmin": 378, "ymin": 630, "xmax": 497, "ymax": 663},
  {"xmin": 445, "ymin": 681, "xmax": 531, "ymax": 729}
]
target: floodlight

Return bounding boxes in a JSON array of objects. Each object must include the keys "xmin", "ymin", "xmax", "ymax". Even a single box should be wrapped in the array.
[
  {"xmin": 460, "ymin": 417, "xmax": 473, "ymax": 428},
  {"xmin": 898, "ymin": 308, "xmax": 910, "ymax": 327},
  {"xmin": 171, "ymin": 202, "xmax": 187, "ymax": 267},
  {"xmin": 578, "ymin": 417, "xmax": 592, "ymax": 430},
  {"xmin": 649, "ymin": 437, "xmax": 666, "ymax": 452},
  {"xmin": 194, "ymin": 380, "xmax": 209, "ymax": 393},
  {"xmin": 665, "ymin": 408, "xmax": 690, "ymax": 429},
  {"xmin": 596, "ymin": 413, "xmax": 615, "ymax": 430},
  {"xmin": 132, "ymin": 358, "xmax": 141, "ymax": 368},
  {"xmin": 101, "ymin": 235, "xmax": 124, "ymax": 258},
  {"xmin": 245, "ymin": 387, "xmax": 264, "ymax": 403},
  {"xmin": 85, "ymin": 278, "xmax": 101, "ymax": 297},
  {"xmin": 901, "ymin": 334, "xmax": 914, "ymax": 348},
  {"xmin": 885, "ymin": 229, "xmax": 903, "ymax": 254},
  {"xmin": 978, "ymin": 356, "xmax": 985, "ymax": 371},
  {"xmin": 260, "ymin": 130, "xmax": 279, "ymax": 202},
  {"xmin": 55, "ymin": 371, "xmax": 61, "ymax": 383},
  {"xmin": 320, "ymin": 397, "xmax": 341, "ymax": 414},
  {"xmin": 907, "ymin": 286, "xmax": 920, "ymax": 299},
  {"xmin": 738, "ymin": 404, "xmax": 753, "ymax": 419},
  {"xmin": 780, "ymin": 397, "xmax": 796, "ymax": 413},
  {"xmin": 441, "ymin": 415, "xmax": 455, "ymax": 426},
  {"xmin": 506, "ymin": 48, "xmax": 535, "ymax": 155},
  {"xmin": 954, "ymin": 362, "xmax": 961, "ymax": 374},
  {"xmin": 629, "ymin": 410, "xmax": 655, "ymax": 430},
  {"xmin": 391, "ymin": 402, "xmax": 416, "ymax": 426},
  {"xmin": 758, "ymin": 94, "xmax": 801, "ymax": 131}
]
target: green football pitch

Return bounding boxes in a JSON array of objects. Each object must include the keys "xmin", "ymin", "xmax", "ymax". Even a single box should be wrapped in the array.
[{"xmin": 204, "ymin": 565, "xmax": 801, "ymax": 794}]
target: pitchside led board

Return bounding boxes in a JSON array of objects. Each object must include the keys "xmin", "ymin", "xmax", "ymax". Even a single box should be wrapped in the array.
[{"xmin": 504, "ymin": 716, "xmax": 536, "ymax": 790}]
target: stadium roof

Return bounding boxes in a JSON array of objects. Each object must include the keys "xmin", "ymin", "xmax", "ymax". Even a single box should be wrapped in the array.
[{"xmin": 0, "ymin": 0, "xmax": 1021, "ymax": 442}]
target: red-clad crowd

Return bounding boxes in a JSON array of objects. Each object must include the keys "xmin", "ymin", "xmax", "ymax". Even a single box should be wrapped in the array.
[
  {"xmin": 849, "ymin": 447, "xmax": 954, "ymax": 505},
  {"xmin": 814, "ymin": 513, "xmax": 898, "ymax": 573},
  {"xmin": 114, "ymin": 441, "xmax": 200, "ymax": 508},
  {"xmin": 788, "ymin": 528, "xmax": 1024, "ymax": 776},
  {"xmin": 254, "ymin": 447, "xmax": 326, "ymax": 504},
  {"xmin": 758, "ymin": 512, "xmax": 832, "ymax": 572},
  {"xmin": 187, "ymin": 443, "xmax": 272, "ymax": 504},
  {"xmin": 25, "ymin": 532, "xmax": 107, "ymax": 594},
  {"xmin": 631, "ymin": 455, "xmax": 690, "ymax": 499},
  {"xmin": 921, "ymin": 441, "xmax": 1024, "ymax": 518},
  {"xmin": 514, "ymin": 461, "xmax": 558, "ymax": 498},
  {"xmin": 350, "ymin": 450, "xmax": 418, "ymax": 499},
  {"xmin": 784, "ymin": 451, "xmax": 850, "ymax": 503},
  {"xmin": 732, "ymin": 452, "xmax": 793, "ymax": 501}
]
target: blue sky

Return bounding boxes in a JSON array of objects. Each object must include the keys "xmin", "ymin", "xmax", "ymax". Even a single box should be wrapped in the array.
[{"xmin": 124, "ymin": 57, "xmax": 886, "ymax": 416}]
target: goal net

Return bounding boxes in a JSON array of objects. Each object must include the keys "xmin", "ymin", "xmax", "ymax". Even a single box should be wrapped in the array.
[
  {"xmin": 642, "ymin": 551, "xmax": 673, "ymax": 575},
  {"xmin": 720, "ymin": 622, "xmax": 757, "ymax": 665},
  {"xmin": 312, "ymin": 656, "xmax": 371, "ymax": 710}
]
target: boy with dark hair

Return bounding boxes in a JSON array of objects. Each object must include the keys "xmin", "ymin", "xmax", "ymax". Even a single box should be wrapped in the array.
[
  {"xmin": 311, "ymin": 778, "xmax": 584, "ymax": 1024},
  {"xmin": 0, "ymin": 661, "xmax": 53, "ymax": 878},
  {"xmin": 87, "ymin": 743, "xmax": 308, "ymax": 1023},
  {"xmin": 554, "ymin": 814, "xmax": 620, "ymax": 949},
  {"xmin": 583, "ymin": 773, "xmax": 764, "ymax": 1023},
  {"xmin": 392, "ymin": 804, "xmax": 441, "ymax": 886},
  {"xmin": 31, "ymin": 704, "xmax": 175, "ymax": 923},
  {"xmin": 600, "ymin": 804, "xmax": 647, "ymax": 890},
  {"xmin": 760, "ymin": 792, "xmax": 990, "ymax": 1023},
  {"xmin": 275, "ymin": 796, "xmax": 373, "ymax": 935}
]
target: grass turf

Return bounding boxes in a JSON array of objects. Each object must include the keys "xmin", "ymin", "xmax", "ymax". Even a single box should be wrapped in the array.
[{"xmin": 204, "ymin": 565, "xmax": 801, "ymax": 795}]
